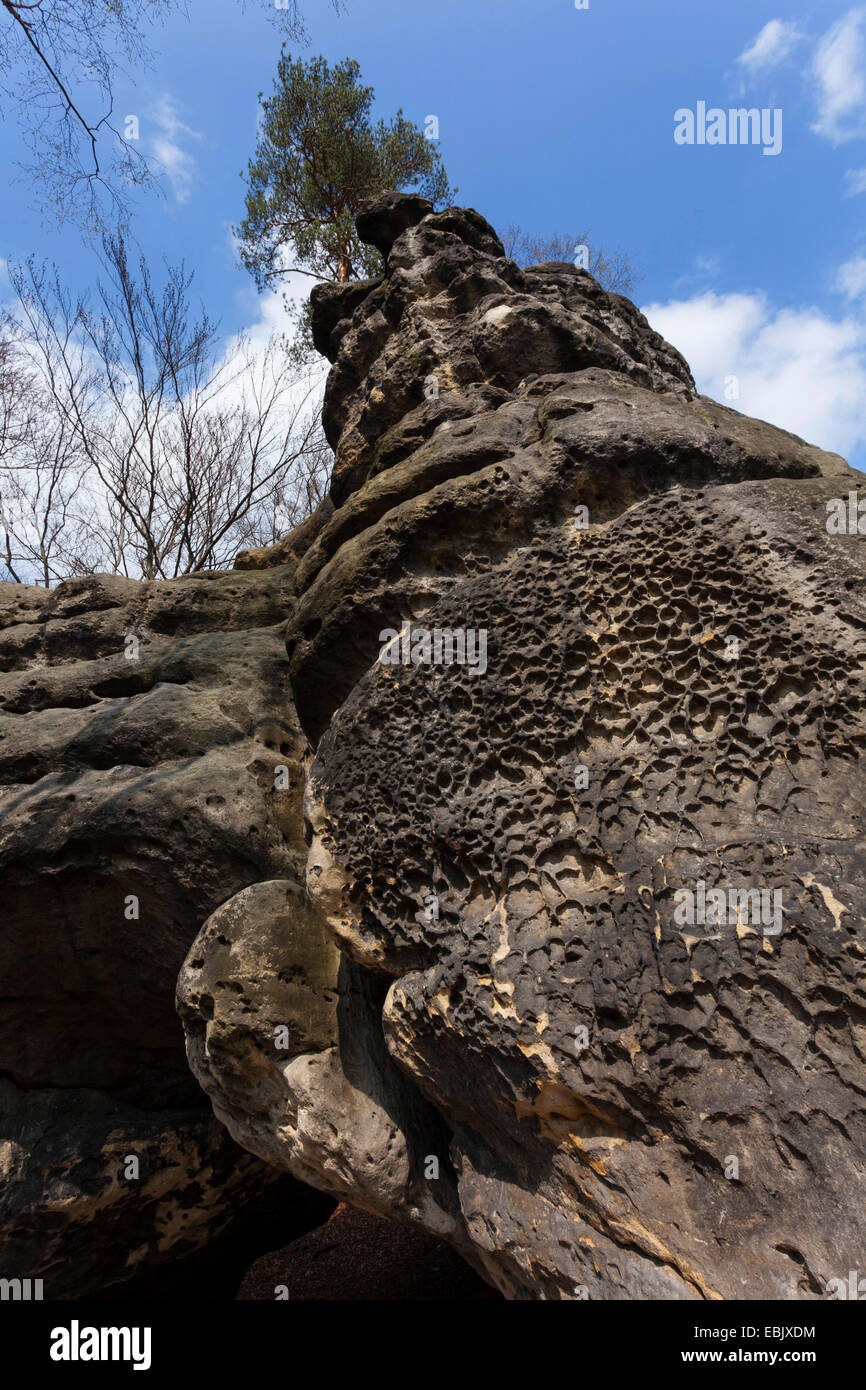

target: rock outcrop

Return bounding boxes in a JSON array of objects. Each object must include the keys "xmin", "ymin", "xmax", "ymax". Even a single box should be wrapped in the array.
[
  {"xmin": 179, "ymin": 192, "xmax": 866, "ymax": 1300},
  {"xmin": 0, "ymin": 565, "xmax": 328, "ymax": 1296},
  {"xmin": 4, "ymin": 190, "xmax": 863, "ymax": 1302}
]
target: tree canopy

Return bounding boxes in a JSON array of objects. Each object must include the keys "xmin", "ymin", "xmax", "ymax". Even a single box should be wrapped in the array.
[{"xmin": 236, "ymin": 52, "xmax": 455, "ymax": 288}]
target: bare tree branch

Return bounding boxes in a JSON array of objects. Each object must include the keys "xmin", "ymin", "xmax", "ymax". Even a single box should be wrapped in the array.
[
  {"xmin": 501, "ymin": 224, "xmax": 643, "ymax": 297},
  {"xmin": 2, "ymin": 239, "xmax": 331, "ymax": 584},
  {"xmin": 0, "ymin": 0, "xmax": 344, "ymax": 226}
]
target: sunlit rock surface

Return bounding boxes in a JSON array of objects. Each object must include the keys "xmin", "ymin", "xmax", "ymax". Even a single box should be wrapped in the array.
[{"xmin": 178, "ymin": 191, "xmax": 865, "ymax": 1300}]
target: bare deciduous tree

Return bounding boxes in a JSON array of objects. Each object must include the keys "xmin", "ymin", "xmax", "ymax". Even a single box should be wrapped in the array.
[
  {"xmin": 0, "ymin": 382, "xmax": 97, "ymax": 585},
  {"xmin": 501, "ymin": 225, "xmax": 642, "ymax": 297},
  {"xmin": 0, "ymin": 0, "xmax": 173, "ymax": 224},
  {"xmin": 1, "ymin": 236, "xmax": 331, "ymax": 584},
  {"xmin": 0, "ymin": 0, "xmax": 343, "ymax": 225}
]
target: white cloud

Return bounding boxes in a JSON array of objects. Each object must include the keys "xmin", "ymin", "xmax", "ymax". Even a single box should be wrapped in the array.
[
  {"xmin": 836, "ymin": 254, "xmax": 866, "ymax": 298},
  {"xmin": 224, "ymin": 271, "xmax": 318, "ymax": 360},
  {"xmin": 150, "ymin": 95, "xmax": 201, "ymax": 203},
  {"xmin": 737, "ymin": 19, "xmax": 803, "ymax": 74},
  {"xmin": 212, "ymin": 265, "xmax": 328, "ymax": 450},
  {"xmin": 643, "ymin": 289, "xmax": 866, "ymax": 464},
  {"xmin": 223, "ymin": 230, "xmax": 323, "ymax": 362},
  {"xmin": 811, "ymin": 7, "xmax": 866, "ymax": 145},
  {"xmin": 845, "ymin": 166, "xmax": 866, "ymax": 193}
]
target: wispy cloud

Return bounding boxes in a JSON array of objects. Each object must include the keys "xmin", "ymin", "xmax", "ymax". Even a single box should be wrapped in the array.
[
  {"xmin": 836, "ymin": 254, "xmax": 866, "ymax": 298},
  {"xmin": 845, "ymin": 166, "xmax": 866, "ymax": 193},
  {"xmin": 672, "ymin": 254, "xmax": 722, "ymax": 294},
  {"xmin": 811, "ymin": 7, "xmax": 866, "ymax": 145},
  {"xmin": 150, "ymin": 95, "xmax": 201, "ymax": 203},
  {"xmin": 737, "ymin": 19, "xmax": 803, "ymax": 75}
]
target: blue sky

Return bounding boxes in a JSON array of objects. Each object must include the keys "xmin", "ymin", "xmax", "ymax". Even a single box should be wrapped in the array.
[{"xmin": 2, "ymin": 0, "xmax": 865, "ymax": 466}]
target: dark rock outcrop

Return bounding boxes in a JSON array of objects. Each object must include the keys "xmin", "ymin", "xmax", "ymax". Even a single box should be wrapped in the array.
[
  {"xmin": 0, "ymin": 565, "xmax": 327, "ymax": 1295},
  {"xmin": 179, "ymin": 192, "xmax": 866, "ymax": 1299}
]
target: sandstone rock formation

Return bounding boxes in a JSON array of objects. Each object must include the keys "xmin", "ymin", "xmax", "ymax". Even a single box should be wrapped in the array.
[
  {"xmin": 180, "ymin": 191, "xmax": 866, "ymax": 1300},
  {"xmin": 0, "ymin": 565, "xmax": 330, "ymax": 1296},
  {"xmin": 4, "ymin": 190, "xmax": 863, "ymax": 1302}
]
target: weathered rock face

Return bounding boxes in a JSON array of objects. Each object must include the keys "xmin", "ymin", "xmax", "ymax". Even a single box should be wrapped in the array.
[
  {"xmin": 179, "ymin": 191, "xmax": 866, "ymax": 1300},
  {"xmin": 177, "ymin": 882, "xmax": 465, "ymax": 1244},
  {"xmin": 0, "ymin": 565, "xmax": 328, "ymax": 1295}
]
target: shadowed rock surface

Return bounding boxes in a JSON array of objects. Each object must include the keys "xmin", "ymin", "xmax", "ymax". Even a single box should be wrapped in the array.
[
  {"xmin": 236, "ymin": 1201, "xmax": 501, "ymax": 1300},
  {"xmin": 0, "ymin": 564, "xmax": 329, "ymax": 1295},
  {"xmin": 179, "ymin": 193, "xmax": 866, "ymax": 1300}
]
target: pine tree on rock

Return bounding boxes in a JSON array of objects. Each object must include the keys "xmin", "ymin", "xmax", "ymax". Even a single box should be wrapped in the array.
[{"xmin": 236, "ymin": 52, "xmax": 455, "ymax": 289}]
